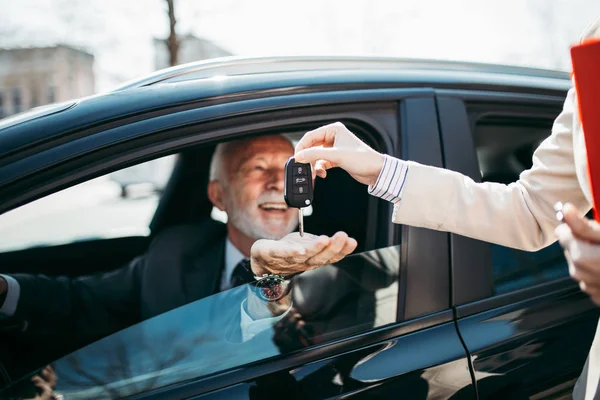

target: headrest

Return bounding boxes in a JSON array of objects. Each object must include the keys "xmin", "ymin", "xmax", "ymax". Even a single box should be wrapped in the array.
[{"xmin": 305, "ymin": 168, "xmax": 369, "ymax": 252}]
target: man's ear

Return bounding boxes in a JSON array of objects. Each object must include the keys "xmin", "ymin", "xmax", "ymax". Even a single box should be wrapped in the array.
[{"xmin": 208, "ymin": 180, "xmax": 226, "ymax": 211}]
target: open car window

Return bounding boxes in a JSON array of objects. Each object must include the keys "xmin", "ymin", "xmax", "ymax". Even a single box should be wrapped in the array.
[
  {"xmin": 0, "ymin": 128, "xmax": 395, "ymax": 398},
  {"xmin": 2, "ymin": 245, "xmax": 400, "ymax": 399},
  {"xmin": 0, "ymin": 155, "xmax": 177, "ymax": 252}
]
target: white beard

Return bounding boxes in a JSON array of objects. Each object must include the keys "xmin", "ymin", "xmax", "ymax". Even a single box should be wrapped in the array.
[{"xmin": 224, "ymin": 193, "xmax": 297, "ymax": 240}]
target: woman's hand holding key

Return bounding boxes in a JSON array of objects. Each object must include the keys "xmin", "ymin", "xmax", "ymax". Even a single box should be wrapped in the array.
[{"xmin": 294, "ymin": 122, "xmax": 386, "ymax": 187}]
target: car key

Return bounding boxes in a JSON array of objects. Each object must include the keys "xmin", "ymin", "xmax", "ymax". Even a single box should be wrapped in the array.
[{"xmin": 284, "ymin": 157, "xmax": 313, "ymax": 237}]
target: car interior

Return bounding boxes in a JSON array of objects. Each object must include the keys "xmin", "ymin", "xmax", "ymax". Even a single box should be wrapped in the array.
[
  {"xmin": 475, "ymin": 114, "xmax": 552, "ymax": 182},
  {"xmin": 0, "ymin": 123, "xmax": 394, "ymax": 388}
]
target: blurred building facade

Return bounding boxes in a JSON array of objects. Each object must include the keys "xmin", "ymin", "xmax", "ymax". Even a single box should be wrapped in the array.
[
  {"xmin": 153, "ymin": 34, "xmax": 232, "ymax": 70},
  {"xmin": 0, "ymin": 45, "xmax": 95, "ymax": 118}
]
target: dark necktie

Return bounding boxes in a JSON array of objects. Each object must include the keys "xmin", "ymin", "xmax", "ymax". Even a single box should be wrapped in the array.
[{"xmin": 230, "ymin": 259, "xmax": 255, "ymax": 288}]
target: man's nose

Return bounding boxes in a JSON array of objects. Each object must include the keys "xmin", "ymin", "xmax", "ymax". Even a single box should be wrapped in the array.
[{"xmin": 266, "ymin": 168, "xmax": 285, "ymax": 191}]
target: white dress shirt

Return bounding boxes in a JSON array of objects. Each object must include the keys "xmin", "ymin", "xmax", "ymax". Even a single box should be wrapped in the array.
[{"xmin": 220, "ymin": 238, "xmax": 292, "ymax": 341}]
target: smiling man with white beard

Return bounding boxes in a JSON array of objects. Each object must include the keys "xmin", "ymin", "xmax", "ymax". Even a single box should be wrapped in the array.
[
  {"xmin": 208, "ymin": 135, "xmax": 357, "ymax": 291},
  {"xmin": 0, "ymin": 134, "xmax": 357, "ymax": 350},
  {"xmin": 209, "ymin": 136, "xmax": 300, "ymax": 244}
]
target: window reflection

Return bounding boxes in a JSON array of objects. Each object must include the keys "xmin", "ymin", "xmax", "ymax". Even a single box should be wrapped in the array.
[
  {"xmin": 492, "ymin": 242, "xmax": 569, "ymax": 294},
  {"xmin": 2, "ymin": 245, "xmax": 399, "ymax": 399}
]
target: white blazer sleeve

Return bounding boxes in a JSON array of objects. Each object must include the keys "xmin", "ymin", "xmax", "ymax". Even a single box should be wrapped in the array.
[{"xmin": 391, "ymin": 88, "xmax": 591, "ymax": 251}]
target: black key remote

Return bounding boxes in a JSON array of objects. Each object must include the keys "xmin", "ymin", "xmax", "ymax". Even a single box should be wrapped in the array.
[{"xmin": 284, "ymin": 157, "xmax": 313, "ymax": 236}]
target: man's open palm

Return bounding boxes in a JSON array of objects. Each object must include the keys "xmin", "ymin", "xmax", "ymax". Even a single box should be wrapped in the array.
[{"xmin": 250, "ymin": 231, "xmax": 357, "ymax": 276}]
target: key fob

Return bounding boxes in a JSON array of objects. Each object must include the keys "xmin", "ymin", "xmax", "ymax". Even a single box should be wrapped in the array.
[{"xmin": 284, "ymin": 157, "xmax": 313, "ymax": 208}]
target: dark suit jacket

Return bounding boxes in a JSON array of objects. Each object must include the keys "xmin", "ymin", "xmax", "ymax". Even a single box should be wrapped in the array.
[
  {"xmin": 11, "ymin": 219, "xmax": 228, "ymax": 343},
  {"xmin": 9, "ymin": 216, "xmax": 399, "ymax": 364}
]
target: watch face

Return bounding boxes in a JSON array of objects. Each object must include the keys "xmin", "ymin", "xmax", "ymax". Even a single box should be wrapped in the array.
[{"xmin": 253, "ymin": 276, "xmax": 287, "ymax": 301}]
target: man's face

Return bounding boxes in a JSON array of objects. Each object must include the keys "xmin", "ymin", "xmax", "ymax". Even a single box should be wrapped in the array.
[{"xmin": 220, "ymin": 136, "xmax": 298, "ymax": 240}]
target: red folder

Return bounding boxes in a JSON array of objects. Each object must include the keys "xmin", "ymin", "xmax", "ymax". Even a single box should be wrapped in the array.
[{"xmin": 570, "ymin": 38, "xmax": 600, "ymax": 222}]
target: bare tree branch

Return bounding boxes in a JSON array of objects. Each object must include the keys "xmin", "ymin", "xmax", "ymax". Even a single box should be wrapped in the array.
[
  {"xmin": 166, "ymin": 0, "xmax": 179, "ymax": 66},
  {"xmin": 56, "ymin": 329, "xmax": 214, "ymax": 398}
]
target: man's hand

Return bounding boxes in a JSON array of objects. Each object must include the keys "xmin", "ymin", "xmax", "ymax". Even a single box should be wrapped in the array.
[
  {"xmin": 555, "ymin": 203, "xmax": 600, "ymax": 306},
  {"xmin": 250, "ymin": 231, "xmax": 357, "ymax": 277},
  {"xmin": 294, "ymin": 122, "xmax": 385, "ymax": 187},
  {"xmin": 26, "ymin": 365, "xmax": 60, "ymax": 400}
]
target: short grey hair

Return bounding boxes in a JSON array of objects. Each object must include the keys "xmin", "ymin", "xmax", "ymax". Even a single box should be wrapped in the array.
[
  {"xmin": 209, "ymin": 135, "xmax": 294, "ymax": 182},
  {"xmin": 209, "ymin": 141, "xmax": 234, "ymax": 182}
]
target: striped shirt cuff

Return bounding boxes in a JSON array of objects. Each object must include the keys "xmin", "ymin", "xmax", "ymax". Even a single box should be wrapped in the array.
[
  {"xmin": 0, "ymin": 275, "xmax": 20, "ymax": 316},
  {"xmin": 368, "ymin": 155, "xmax": 409, "ymax": 203}
]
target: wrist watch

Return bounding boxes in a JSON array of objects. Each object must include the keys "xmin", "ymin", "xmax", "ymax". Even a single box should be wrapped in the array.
[{"xmin": 251, "ymin": 273, "xmax": 293, "ymax": 302}]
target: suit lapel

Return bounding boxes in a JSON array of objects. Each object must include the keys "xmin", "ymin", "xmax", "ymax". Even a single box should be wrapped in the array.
[{"xmin": 183, "ymin": 237, "xmax": 226, "ymax": 304}]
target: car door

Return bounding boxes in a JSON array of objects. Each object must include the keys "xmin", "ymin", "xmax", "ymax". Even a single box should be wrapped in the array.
[
  {"xmin": 0, "ymin": 82, "xmax": 474, "ymax": 399},
  {"xmin": 136, "ymin": 96, "xmax": 476, "ymax": 400},
  {"xmin": 436, "ymin": 89, "xmax": 600, "ymax": 399}
]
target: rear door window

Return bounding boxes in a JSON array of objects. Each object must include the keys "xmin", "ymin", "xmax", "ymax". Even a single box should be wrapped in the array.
[{"xmin": 473, "ymin": 114, "xmax": 569, "ymax": 294}]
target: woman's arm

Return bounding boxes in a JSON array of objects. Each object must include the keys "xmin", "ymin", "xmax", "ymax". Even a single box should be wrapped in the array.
[{"xmin": 296, "ymin": 89, "xmax": 590, "ymax": 251}]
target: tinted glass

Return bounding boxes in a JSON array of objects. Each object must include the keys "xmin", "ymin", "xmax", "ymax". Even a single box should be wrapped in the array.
[
  {"xmin": 473, "ymin": 115, "xmax": 569, "ymax": 294},
  {"xmin": 1, "ymin": 246, "xmax": 400, "ymax": 399},
  {"xmin": 491, "ymin": 242, "xmax": 568, "ymax": 294}
]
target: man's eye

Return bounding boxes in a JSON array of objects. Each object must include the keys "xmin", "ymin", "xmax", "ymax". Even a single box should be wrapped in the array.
[{"xmin": 253, "ymin": 165, "xmax": 265, "ymax": 171}]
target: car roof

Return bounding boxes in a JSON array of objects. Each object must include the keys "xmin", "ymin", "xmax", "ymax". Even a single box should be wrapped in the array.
[
  {"xmin": 114, "ymin": 55, "xmax": 571, "ymax": 89},
  {"xmin": 0, "ymin": 56, "xmax": 571, "ymax": 160}
]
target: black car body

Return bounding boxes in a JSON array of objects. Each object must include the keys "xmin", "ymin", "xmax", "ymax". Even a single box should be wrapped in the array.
[{"xmin": 0, "ymin": 56, "xmax": 597, "ymax": 399}]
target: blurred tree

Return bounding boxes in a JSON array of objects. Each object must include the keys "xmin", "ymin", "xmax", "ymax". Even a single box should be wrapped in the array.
[
  {"xmin": 166, "ymin": 0, "xmax": 179, "ymax": 66},
  {"xmin": 56, "ymin": 328, "xmax": 211, "ymax": 398}
]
